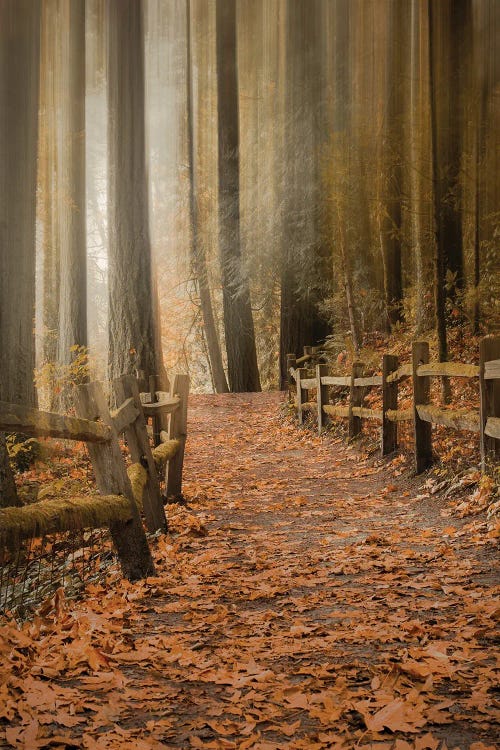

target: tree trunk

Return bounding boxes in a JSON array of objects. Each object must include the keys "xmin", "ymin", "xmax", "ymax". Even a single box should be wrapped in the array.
[
  {"xmin": 409, "ymin": 0, "xmax": 434, "ymax": 335},
  {"xmin": 187, "ymin": 0, "xmax": 228, "ymax": 394},
  {"xmin": 107, "ymin": 0, "xmax": 157, "ymax": 381},
  {"xmin": 428, "ymin": 0, "xmax": 450, "ymax": 402},
  {"xmin": 278, "ymin": 0, "xmax": 331, "ymax": 388},
  {"xmin": 0, "ymin": 1, "xmax": 40, "ymax": 505},
  {"xmin": 57, "ymin": 0, "xmax": 87, "ymax": 366},
  {"xmin": 215, "ymin": 0, "xmax": 261, "ymax": 393}
]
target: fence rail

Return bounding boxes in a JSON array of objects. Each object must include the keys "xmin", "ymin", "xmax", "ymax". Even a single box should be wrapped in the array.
[
  {"xmin": 0, "ymin": 372, "xmax": 189, "ymax": 585},
  {"xmin": 288, "ymin": 336, "xmax": 500, "ymax": 473}
]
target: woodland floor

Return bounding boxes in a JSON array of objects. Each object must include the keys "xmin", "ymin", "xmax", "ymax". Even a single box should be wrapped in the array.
[{"xmin": 1, "ymin": 392, "xmax": 499, "ymax": 750}]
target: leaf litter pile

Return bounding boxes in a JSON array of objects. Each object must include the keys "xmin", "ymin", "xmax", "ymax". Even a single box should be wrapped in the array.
[{"xmin": 1, "ymin": 392, "xmax": 498, "ymax": 750}]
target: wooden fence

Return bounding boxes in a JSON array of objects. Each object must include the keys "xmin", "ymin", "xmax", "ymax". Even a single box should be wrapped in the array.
[
  {"xmin": 0, "ymin": 372, "xmax": 189, "ymax": 581},
  {"xmin": 288, "ymin": 337, "xmax": 500, "ymax": 474}
]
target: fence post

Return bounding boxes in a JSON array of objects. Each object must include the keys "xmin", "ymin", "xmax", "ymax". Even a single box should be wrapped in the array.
[
  {"xmin": 382, "ymin": 354, "xmax": 398, "ymax": 456},
  {"xmin": 349, "ymin": 361, "xmax": 364, "ymax": 439},
  {"xmin": 412, "ymin": 341, "xmax": 432, "ymax": 473},
  {"xmin": 296, "ymin": 367, "xmax": 307, "ymax": 425},
  {"xmin": 74, "ymin": 382, "xmax": 155, "ymax": 580},
  {"xmin": 317, "ymin": 363, "xmax": 330, "ymax": 435},
  {"xmin": 479, "ymin": 335, "xmax": 500, "ymax": 471},
  {"xmin": 287, "ymin": 353, "xmax": 297, "ymax": 403},
  {"xmin": 166, "ymin": 374, "xmax": 190, "ymax": 499},
  {"xmin": 114, "ymin": 375, "xmax": 167, "ymax": 534}
]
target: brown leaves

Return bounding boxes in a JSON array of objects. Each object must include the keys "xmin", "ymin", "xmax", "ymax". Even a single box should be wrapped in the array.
[{"xmin": 1, "ymin": 393, "xmax": 498, "ymax": 749}]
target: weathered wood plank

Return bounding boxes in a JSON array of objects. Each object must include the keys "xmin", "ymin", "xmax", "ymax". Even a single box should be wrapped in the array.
[
  {"xmin": 382, "ymin": 354, "xmax": 398, "ymax": 455},
  {"xmin": 114, "ymin": 376, "xmax": 167, "ymax": 534},
  {"xmin": 142, "ymin": 397, "xmax": 180, "ymax": 417},
  {"xmin": 485, "ymin": 417, "xmax": 500, "ymax": 440},
  {"xmin": 412, "ymin": 342, "xmax": 433, "ymax": 473},
  {"xmin": 323, "ymin": 405, "xmax": 350, "ymax": 418},
  {"xmin": 317, "ymin": 363, "xmax": 330, "ymax": 435},
  {"xmin": 0, "ymin": 494, "xmax": 132, "ymax": 545},
  {"xmin": 166, "ymin": 374, "xmax": 189, "ymax": 498},
  {"xmin": 321, "ymin": 376, "xmax": 351, "ymax": 387},
  {"xmin": 385, "ymin": 409, "xmax": 413, "ymax": 422},
  {"xmin": 288, "ymin": 367, "xmax": 297, "ymax": 382},
  {"xmin": 351, "ymin": 407, "xmax": 383, "ymax": 420},
  {"xmin": 0, "ymin": 400, "xmax": 111, "ymax": 443},
  {"xmin": 74, "ymin": 382, "xmax": 155, "ymax": 580},
  {"xmin": 110, "ymin": 397, "xmax": 140, "ymax": 434},
  {"xmin": 480, "ymin": 337, "xmax": 500, "ymax": 469},
  {"xmin": 300, "ymin": 378, "xmax": 317, "ymax": 389},
  {"xmin": 416, "ymin": 362, "xmax": 479, "ymax": 378},
  {"xmin": 415, "ymin": 405, "xmax": 480, "ymax": 433},
  {"xmin": 349, "ymin": 362, "xmax": 364, "ymax": 439},
  {"xmin": 484, "ymin": 359, "xmax": 500, "ymax": 380},
  {"xmin": 353, "ymin": 375, "xmax": 383, "ymax": 387},
  {"xmin": 296, "ymin": 367, "xmax": 307, "ymax": 425},
  {"xmin": 386, "ymin": 364, "xmax": 412, "ymax": 383}
]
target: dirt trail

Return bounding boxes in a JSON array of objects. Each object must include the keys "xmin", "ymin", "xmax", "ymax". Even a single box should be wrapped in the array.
[{"xmin": 2, "ymin": 393, "xmax": 498, "ymax": 750}]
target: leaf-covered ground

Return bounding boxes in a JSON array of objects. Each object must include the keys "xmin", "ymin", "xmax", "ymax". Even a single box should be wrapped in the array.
[{"xmin": 1, "ymin": 392, "xmax": 498, "ymax": 749}]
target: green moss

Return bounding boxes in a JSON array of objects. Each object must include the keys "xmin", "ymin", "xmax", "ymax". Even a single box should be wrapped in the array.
[
  {"xmin": 152, "ymin": 440, "xmax": 179, "ymax": 469},
  {"xmin": 0, "ymin": 494, "xmax": 131, "ymax": 549}
]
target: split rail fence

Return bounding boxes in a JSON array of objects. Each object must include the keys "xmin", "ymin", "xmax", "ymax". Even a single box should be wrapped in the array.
[
  {"xmin": 288, "ymin": 337, "xmax": 500, "ymax": 474},
  {"xmin": 0, "ymin": 372, "xmax": 189, "ymax": 589}
]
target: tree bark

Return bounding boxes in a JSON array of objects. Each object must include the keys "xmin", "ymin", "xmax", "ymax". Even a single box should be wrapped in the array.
[
  {"xmin": 428, "ymin": 0, "xmax": 450, "ymax": 402},
  {"xmin": 187, "ymin": 0, "xmax": 228, "ymax": 394},
  {"xmin": 107, "ymin": 0, "xmax": 157, "ymax": 381},
  {"xmin": 57, "ymin": 0, "xmax": 87, "ymax": 365},
  {"xmin": 215, "ymin": 0, "xmax": 261, "ymax": 393},
  {"xmin": 0, "ymin": 1, "xmax": 40, "ymax": 505}
]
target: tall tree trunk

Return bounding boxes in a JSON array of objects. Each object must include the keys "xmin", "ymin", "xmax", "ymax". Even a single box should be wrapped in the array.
[
  {"xmin": 0, "ymin": 1, "xmax": 40, "ymax": 505},
  {"xmin": 278, "ymin": 0, "xmax": 330, "ymax": 388},
  {"xmin": 376, "ymin": 1, "xmax": 403, "ymax": 331},
  {"xmin": 409, "ymin": 0, "xmax": 434, "ymax": 334},
  {"xmin": 215, "ymin": 0, "xmax": 260, "ymax": 393},
  {"xmin": 57, "ymin": 0, "xmax": 87, "ymax": 365},
  {"xmin": 428, "ymin": 0, "xmax": 451, "ymax": 402},
  {"xmin": 39, "ymin": 0, "xmax": 87, "ymax": 379},
  {"xmin": 187, "ymin": 0, "xmax": 228, "ymax": 394},
  {"xmin": 107, "ymin": 0, "xmax": 157, "ymax": 381}
]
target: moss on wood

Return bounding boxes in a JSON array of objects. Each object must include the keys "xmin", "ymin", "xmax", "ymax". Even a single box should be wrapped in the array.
[
  {"xmin": 126, "ymin": 462, "xmax": 148, "ymax": 508},
  {"xmin": 0, "ymin": 494, "xmax": 131, "ymax": 548},
  {"xmin": 152, "ymin": 439, "xmax": 179, "ymax": 469}
]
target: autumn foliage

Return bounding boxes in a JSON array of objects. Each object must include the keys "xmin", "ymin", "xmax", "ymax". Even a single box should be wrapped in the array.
[{"xmin": 1, "ymin": 393, "xmax": 498, "ymax": 749}]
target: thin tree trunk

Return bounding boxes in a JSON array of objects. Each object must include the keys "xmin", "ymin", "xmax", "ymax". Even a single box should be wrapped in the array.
[
  {"xmin": 107, "ymin": 0, "xmax": 157, "ymax": 381},
  {"xmin": 215, "ymin": 0, "xmax": 260, "ymax": 393},
  {"xmin": 428, "ymin": 0, "xmax": 450, "ymax": 402},
  {"xmin": 337, "ymin": 205, "xmax": 361, "ymax": 354},
  {"xmin": 187, "ymin": 0, "xmax": 228, "ymax": 394},
  {"xmin": 57, "ymin": 0, "xmax": 87, "ymax": 366}
]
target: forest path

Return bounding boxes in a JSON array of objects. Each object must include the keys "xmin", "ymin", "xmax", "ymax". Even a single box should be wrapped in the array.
[
  {"xmin": 3, "ymin": 393, "xmax": 498, "ymax": 750},
  {"xmin": 129, "ymin": 392, "xmax": 497, "ymax": 748}
]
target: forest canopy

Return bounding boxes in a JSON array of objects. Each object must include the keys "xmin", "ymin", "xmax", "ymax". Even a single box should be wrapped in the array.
[{"xmin": 0, "ymin": 0, "xmax": 499, "ymax": 407}]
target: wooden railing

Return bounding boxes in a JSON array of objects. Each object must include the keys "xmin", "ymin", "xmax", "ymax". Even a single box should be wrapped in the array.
[
  {"xmin": 0, "ymin": 372, "xmax": 189, "ymax": 581},
  {"xmin": 288, "ymin": 336, "xmax": 500, "ymax": 474}
]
